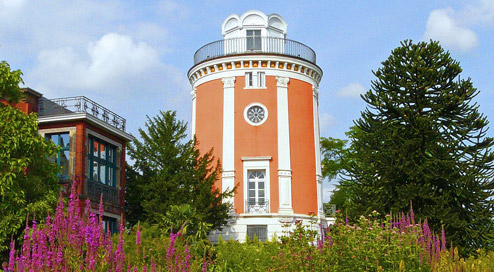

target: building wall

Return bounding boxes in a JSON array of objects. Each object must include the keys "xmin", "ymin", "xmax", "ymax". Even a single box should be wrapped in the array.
[
  {"xmin": 195, "ymin": 79, "xmax": 224, "ymax": 190},
  {"xmin": 287, "ymin": 78, "xmax": 317, "ymax": 215},
  {"xmin": 193, "ymin": 73, "xmax": 321, "ymax": 215}
]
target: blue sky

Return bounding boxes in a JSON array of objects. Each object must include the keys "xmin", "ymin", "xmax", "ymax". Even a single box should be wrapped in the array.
[{"xmin": 1, "ymin": 0, "xmax": 493, "ymax": 201}]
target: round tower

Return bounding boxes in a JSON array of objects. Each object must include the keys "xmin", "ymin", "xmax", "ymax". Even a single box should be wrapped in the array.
[{"xmin": 188, "ymin": 10, "xmax": 325, "ymax": 242}]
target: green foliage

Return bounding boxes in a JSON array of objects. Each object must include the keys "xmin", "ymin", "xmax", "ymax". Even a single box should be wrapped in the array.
[
  {"xmin": 126, "ymin": 110, "xmax": 233, "ymax": 234},
  {"xmin": 0, "ymin": 62, "xmax": 59, "ymax": 262},
  {"xmin": 320, "ymin": 137, "xmax": 348, "ymax": 180},
  {"xmin": 323, "ymin": 128, "xmax": 359, "ymax": 215},
  {"xmin": 117, "ymin": 223, "xmax": 206, "ymax": 271},
  {"xmin": 210, "ymin": 237, "xmax": 279, "ymax": 272},
  {"xmin": 345, "ymin": 40, "xmax": 494, "ymax": 255},
  {"xmin": 0, "ymin": 61, "xmax": 24, "ymax": 104},
  {"xmin": 158, "ymin": 204, "xmax": 212, "ymax": 242}
]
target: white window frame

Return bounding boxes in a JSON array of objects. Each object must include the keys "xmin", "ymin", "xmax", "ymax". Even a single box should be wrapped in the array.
[
  {"xmin": 242, "ymin": 157, "xmax": 271, "ymax": 214},
  {"xmin": 257, "ymin": 72, "xmax": 265, "ymax": 87},
  {"xmin": 244, "ymin": 71, "xmax": 266, "ymax": 89},
  {"xmin": 246, "ymin": 29, "xmax": 262, "ymax": 51},
  {"xmin": 247, "ymin": 170, "xmax": 266, "ymax": 205}
]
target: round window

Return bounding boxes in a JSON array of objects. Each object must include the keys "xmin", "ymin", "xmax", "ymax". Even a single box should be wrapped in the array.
[{"xmin": 244, "ymin": 103, "xmax": 268, "ymax": 126}]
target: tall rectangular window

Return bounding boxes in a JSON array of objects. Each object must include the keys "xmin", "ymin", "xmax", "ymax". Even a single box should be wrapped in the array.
[
  {"xmin": 246, "ymin": 30, "xmax": 261, "ymax": 50},
  {"xmin": 88, "ymin": 136, "xmax": 117, "ymax": 187},
  {"xmin": 258, "ymin": 72, "xmax": 265, "ymax": 87},
  {"xmin": 46, "ymin": 132, "xmax": 70, "ymax": 182},
  {"xmin": 247, "ymin": 170, "xmax": 266, "ymax": 205},
  {"xmin": 246, "ymin": 72, "xmax": 253, "ymax": 87}
]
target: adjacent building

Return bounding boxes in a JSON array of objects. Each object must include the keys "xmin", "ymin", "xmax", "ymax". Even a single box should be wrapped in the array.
[
  {"xmin": 189, "ymin": 10, "xmax": 327, "ymax": 242},
  {"xmin": 11, "ymin": 88, "xmax": 133, "ymax": 233}
]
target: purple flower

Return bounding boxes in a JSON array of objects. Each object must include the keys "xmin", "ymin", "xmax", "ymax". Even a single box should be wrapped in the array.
[{"xmin": 441, "ymin": 227, "xmax": 447, "ymax": 252}]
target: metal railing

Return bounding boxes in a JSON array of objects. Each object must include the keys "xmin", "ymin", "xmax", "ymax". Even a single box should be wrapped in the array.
[
  {"xmin": 194, "ymin": 37, "xmax": 316, "ymax": 65},
  {"xmin": 86, "ymin": 180, "xmax": 120, "ymax": 205},
  {"xmin": 38, "ymin": 96, "xmax": 126, "ymax": 132},
  {"xmin": 245, "ymin": 199, "xmax": 270, "ymax": 214}
]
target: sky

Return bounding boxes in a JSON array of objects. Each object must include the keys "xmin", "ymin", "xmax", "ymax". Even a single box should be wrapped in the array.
[{"xmin": 1, "ymin": 0, "xmax": 493, "ymax": 202}]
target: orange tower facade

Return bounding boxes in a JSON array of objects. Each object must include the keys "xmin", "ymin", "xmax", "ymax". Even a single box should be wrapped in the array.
[{"xmin": 189, "ymin": 10, "xmax": 325, "ymax": 241}]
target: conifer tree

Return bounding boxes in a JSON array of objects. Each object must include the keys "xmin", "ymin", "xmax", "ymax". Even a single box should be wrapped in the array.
[
  {"xmin": 346, "ymin": 40, "xmax": 494, "ymax": 255},
  {"xmin": 126, "ymin": 111, "xmax": 233, "ymax": 233}
]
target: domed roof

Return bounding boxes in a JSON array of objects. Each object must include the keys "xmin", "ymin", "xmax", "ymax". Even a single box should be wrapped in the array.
[{"xmin": 222, "ymin": 10, "xmax": 287, "ymax": 39}]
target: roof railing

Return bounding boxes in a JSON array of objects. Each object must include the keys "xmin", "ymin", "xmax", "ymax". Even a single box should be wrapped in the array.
[
  {"xmin": 193, "ymin": 37, "xmax": 316, "ymax": 65},
  {"xmin": 38, "ymin": 96, "xmax": 126, "ymax": 132}
]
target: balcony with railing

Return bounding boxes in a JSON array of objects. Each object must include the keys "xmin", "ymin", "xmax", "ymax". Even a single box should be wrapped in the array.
[
  {"xmin": 38, "ymin": 96, "xmax": 126, "ymax": 132},
  {"xmin": 193, "ymin": 37, "xmax": 316, "ymax": 65},
  {"xmin": 86, "ymin": 180, "xmax": 120, "ymax": 206},
  {"xmin": 245, "ymin": 199, "xmax": 270, "ymax": 214}
]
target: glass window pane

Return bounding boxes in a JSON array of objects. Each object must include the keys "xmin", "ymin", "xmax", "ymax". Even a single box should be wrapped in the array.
[
  {"xmin": 110, "ymin": 167, "xmax": 116, "ymax": 187},
  {"xmin": 60, "ymin": 150, "xmax": 69, "ymax": 177},
  {"xmin": 99, "ymin": 164, "xmax": 106, "ymax": 184},
  {"xmin": 93, "ymin": 161, "xmax": 98, "ymax": 181},
  {"xmin": 248, "ymin": 171, "xmax": 255, "ymax": 179},
  {"xmin": 258, "ymin": 182, "xmax": 264, "ymax": 189},
  {"xmin": 109, "ymin": 148, "xmax": 115, "ymax": 164},
  {"xmin": 93, "ymin": 140, "xmax": 99, "ymax": 157},
  {"xmin": 48, "ymin": 134, "xmax": 59, "ymax": 145},
  {"xmin": 258, "ymin": 171, "xmax": 265, "ymax": 179},
  {"xmin": 258, "ymin": 190, "xmax": 265, "ymax": 198},
  {"xmin": 258, "ymin": 72, "xmax": 265, "ymax": 87},
  {"xmin": 254, "ymin": 37, "xmax": 261, "ymax": 50},
  {"xmin": 248, "ymin": 182, "xmax": 255, "ymax": 189},
  {"xmin": 249, "ymin": 190, "xmax": 255, "ymax": 198},
  {"xmin": 100, "ymin": 143, "xmax": 106, "ymax": 160},
  {"xmin": 247, "ymin": 38, "xmax": 254, "ymax": 50},
  {"xmin": 60, "ymin": 133, "xmax": 70, "ymax": 148}
]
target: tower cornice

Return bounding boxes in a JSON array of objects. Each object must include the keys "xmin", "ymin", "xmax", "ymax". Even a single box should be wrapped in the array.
[{"xmin": 188, "ymin": 55, "xmax": 322, "ymax": 88}]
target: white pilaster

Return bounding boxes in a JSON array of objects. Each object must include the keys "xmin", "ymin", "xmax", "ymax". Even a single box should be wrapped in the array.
[
  {"xmin": 222, "ymin": 77, "xmax": 236, "ymax": 207},
  {"xmin": 191, "ymin": 88, "xmax": 197, "ymax": 138},
  {"xmin": 276, "ymin": 76, "xmax": 293, "ymax": 214},
  {"xmin": 313, "ymin": 86, "xmax": 324, "ymax": 217}
]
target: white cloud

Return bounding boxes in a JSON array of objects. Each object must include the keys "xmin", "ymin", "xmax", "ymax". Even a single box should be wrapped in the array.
[
  {"xmin": 462, "ymin": 0, "xmax": 494, "ymax": 26},
  {"xmin": 0, "ymin": 0, "xmax": 25, "ymax": 8},
  {"xmin": 336, "ymin": 82, "xmax": 366, "ymax": 98},
  {"xmin": 423, "ymin": 8, "xmax": 478, "ymax": 52},
  {"xmin": 33, "ymin": 33, "xmax": 160, "ymax": 92}
]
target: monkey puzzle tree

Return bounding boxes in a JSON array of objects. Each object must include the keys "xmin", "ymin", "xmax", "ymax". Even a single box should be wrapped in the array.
[{"xmin": 346, "ymin": 40, "xmax": 494, "ymax": 255}]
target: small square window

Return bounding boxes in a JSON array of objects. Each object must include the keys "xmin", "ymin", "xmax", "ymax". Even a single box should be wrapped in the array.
[{"xmin": 247, "ymin": 225, "xmax": 268, "ymax": 242}]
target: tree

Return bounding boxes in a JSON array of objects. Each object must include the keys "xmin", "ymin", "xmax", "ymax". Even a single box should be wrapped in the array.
[
  {"xmin": 0, "ymin": 61, "xmax": 59, "ymax": 262},
  {"xmin": 321, "ymin": 136, "xmax": 352, "ymax": 215},
  {"xmin": 126, "ymin": 110, "xmax": 233, "ymax": 233},
  {"xmin": 320, "ymin": 137, "xmax": 348, "ymax": 180},
  {"xmin": 346, "ymin": 40, "xmax": 494, "ymax": 255}
]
